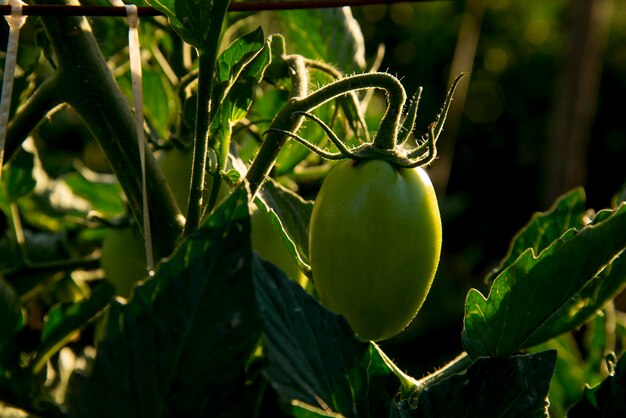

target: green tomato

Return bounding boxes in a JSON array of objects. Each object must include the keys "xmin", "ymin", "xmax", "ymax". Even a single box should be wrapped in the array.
[
  {"xmin": 101, "ymin": 147, "xmax": 227, "ymax": 298},
  {"xmin": 100, "ymin": 225, "xmax": 147, "ymax": 298},
  {"xmin": 251, "ymin": 210, "xmax": 308, "ymax": 289},
  {"xmin": 309, "ymin": 159, "xmax": 442, "ymax": 341},
  {"xmin": 158, "ymin": 146, "xmax": 196, "ymax": 213},
  {"xmin": 158, "ymin": 147, "xmax": 229, "ymax": 214}
]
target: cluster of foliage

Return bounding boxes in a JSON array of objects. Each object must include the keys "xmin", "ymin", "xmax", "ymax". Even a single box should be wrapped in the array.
[{"xmin": 0, "ymin": 1, "xmax": 625, "ymax": 417}]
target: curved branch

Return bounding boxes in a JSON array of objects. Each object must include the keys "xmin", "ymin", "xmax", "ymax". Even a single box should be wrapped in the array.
[
  {"xmin": 3, "ymin": 77, "xmax": 64, "ymax": 165},
  {"xmin": 293, "ymin": 72, "xmax": 406, "ymax": 150},
  {"xmin": 291, "ymin": 111, "xmax": 355, "ymax": 158},
  {"xmin": 264, "ymin": 128, "xmax": 345, "ymax": 160}
]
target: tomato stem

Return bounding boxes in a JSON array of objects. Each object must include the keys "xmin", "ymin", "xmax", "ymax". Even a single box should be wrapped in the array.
[
  {"xmin": 413, "ymin": 351, "xmax": 474, "ymax": 392},
  {"xmin": 374, "ymin": 344, "xmax": 474, "ymax": 401},
  {"xmin": 372, "ymin": 343, "xmax": 420, "ymax": 398},
  {"xmin": 185, "ymin": 47, "xmax": 217, "ymax": 234},
  {"xmin": 245, "ymin": 55, "xmax": 309, "ymax": 197},
  {"xmin": 301, "ymin": 58, "xmax": 370, "ymax": 142},
  {"xmin": 296, "ymin": 72, "xmax": 405, "ymax": 151},
  {"xmin": 2, "ymin": 77, "xmax": 63, "ymax": 164}
]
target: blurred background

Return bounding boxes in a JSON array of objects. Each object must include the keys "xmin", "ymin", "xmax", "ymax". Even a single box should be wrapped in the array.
[{"xmin": 350, "ymin": 0, "xmax": 626, "ymax": 375}]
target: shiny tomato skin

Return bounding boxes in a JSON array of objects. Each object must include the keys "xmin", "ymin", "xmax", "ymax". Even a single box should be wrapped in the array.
[{"xmin": 309, "ymin": 159, "xmax": 442, "ymax": 341}]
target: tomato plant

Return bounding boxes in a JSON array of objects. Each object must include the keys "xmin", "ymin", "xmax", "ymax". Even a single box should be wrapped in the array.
[
  {"xmin": 0, "ymin": 1, "xmax": 625, "ymax": 418},
  {"xmin": 310, "ymin": 160, "xmax": 441, "ymax": 341}
]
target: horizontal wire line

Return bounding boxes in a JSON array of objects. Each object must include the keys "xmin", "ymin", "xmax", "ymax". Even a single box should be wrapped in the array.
[{"xmin": 0, "ymin": 0, "xmax": 449, "ymax": 17}]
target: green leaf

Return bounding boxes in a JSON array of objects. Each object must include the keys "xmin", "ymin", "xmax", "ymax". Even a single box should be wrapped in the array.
[
  {"xmin": 0, "ymin": 148, "xmax": 36, "ymax": 212},
  {"xmin": 254, "ymin": 257, "xmax": 398, "ymax": 418},
  {"xmin": 255, "ymin": 178, "xmax": 314, "ymax": 269},
  {"xmin": 183, "ymin": 28, "xmax": 268, "ymax": 161},
  {"xmin": 62, "ymin": 171, "xmax": 125, "ymax": 218},
  {"xmin": 118, "ymin": 65, "xmax": 178, "ymax": 140},
  {"xmin": 212, "ymin": 27, "xmax": 266, "ymax": 109},
  {"xmin": 145, "ymin": 0, "xmax": 230, "ymax": 48},
  {"xmin": 277, "ymin": 8, "xmax": 366, "ymax": 73},
  {"xmin": 209, "ymin": 31, "xmax": 270, "ymax": 165},
  {"xmin": 397, "ymin": 351, "xmax": 556, "ymax": 418},
  {"xmin": 32, "ymin": 282, "xmax": 115, "ymax": 373},
  {"xmin": 0, "ymin": 276, "xmax": 23, "ymax": 352},
  {"xmin": 568, "ymin": 353, "xmax": 626, "ymax": 417},
  {"xmin": 463, "ymin": 203, "xmax": 626, "ymax": 359},
  {"xmin": 263, "ymin": 34, "xmax": 290, "ymax": 89},
  {"xmin": 523, "ymin": 248, "xmax": 626, "ymax": 348},
  {"xmin": 485, "ymin": 188, "xmax": 588, "ymax": 284},
  {"xmin": 66, "ymin": 188, "xmax": 263, "ymax": 417}
]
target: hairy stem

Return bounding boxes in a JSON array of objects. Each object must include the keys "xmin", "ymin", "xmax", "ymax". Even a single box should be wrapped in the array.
[
  {"xmin": 414, "ymin": 352, "xmax": 473, "ymax": 390},
  {"xmin": 185, "ymin": 47, "xmax": 217, "ymax": 234},
  {"xmin": 245, "ymin": 55, "xmax": 309, "ymax": 197},
  {"xmin": 184, "ymin": 0, "xmax": 230, "ymax": 231}
]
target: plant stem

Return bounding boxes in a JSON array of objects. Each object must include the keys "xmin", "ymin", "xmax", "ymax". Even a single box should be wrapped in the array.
[
  {"xmin": 414, "ymin": 351, "xmax": 474, "ymax": 390},
  {"xmin": 245, "ymin": 56, "xmax": 308, "ymax": 197},
  {"xmin": 184, "ymin": 0, "xmax": 230, "ymax": 232},
  {"xmin": 373, "ymin": 344, "xmax": 474, "ymax": 401},
  {"xmin": 185, "ymin": 48, "xmax": 216, "ymax": 234},
  {"xmin": 34, "ymin": 0, "xmax": 183, "ymax": 260},
  {"xmin": 245, "ymin": 71, "xmax": 405, "ymax": 195},
  {"xmin": 3, "ymin": 78, "xmax": 63, "ymax": 164}
]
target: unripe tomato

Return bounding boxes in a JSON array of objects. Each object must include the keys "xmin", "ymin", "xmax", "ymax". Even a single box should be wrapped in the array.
[
  {"xmin": 158, "ymin": 146, "xmax": 196, "ymax": 213},
  {"xmin": 309, "ymin": 159, "xmax": 442, "ymax": 341},
  {"xmin": 251, "ymin": 210, "xmax": 308, "ymax": 289},
  {"xmin": 158, "ymin": 146, "xmax": 230, "ymax": 214},
  {"xmin": 101, "ymin": 147, "xmax": 229, "ymax": 298},
  {"xmin": 100, "ymin": 224, "xmax": 147, "ymax": 298}
]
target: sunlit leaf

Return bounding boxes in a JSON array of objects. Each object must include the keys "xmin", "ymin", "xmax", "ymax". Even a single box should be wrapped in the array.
[
  {"xmin": 255, "ymin": 178, "xmax": 313, "ymax": 270},
  {"xmin": 209, "ymin": 30, "xmax": 270, "ymax": 164},
  {"xmin": 277, "ymin": 7, "xmax": 366, "ymax": 73},
  {"xmin": 145, "ymin": 0, "xmax": 230, "ymax": 48},
  {"xmin": 463, "ymin": 203, "xmax": 626, "ymax": 358},
  {"xmin": 62, "ymin": 171, "xmax": 125, "ymax": 218}
]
